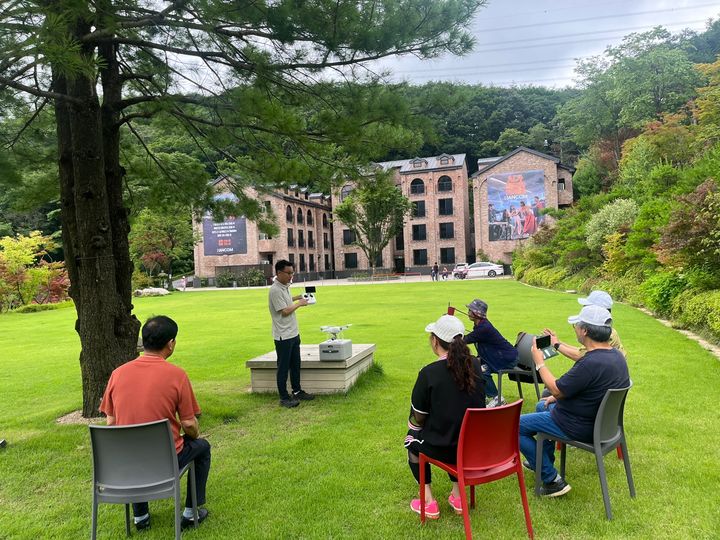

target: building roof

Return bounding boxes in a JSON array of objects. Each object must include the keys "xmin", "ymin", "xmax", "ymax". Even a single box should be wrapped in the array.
[
  {"xmin": 472, "ymin": 147, "xmax": 574, "ymax": 177},
  {"xmin": 376, "ymin": 153, "xmax": 466, "ymax": 174}
]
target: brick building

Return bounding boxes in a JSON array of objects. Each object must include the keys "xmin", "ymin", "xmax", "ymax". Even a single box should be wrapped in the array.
[
  {"xmin": 471, "ymin": 147, "xmax": 574, "ymax": 263},
  {"xmin": 331, "ymin": 153, "xmax": 472, "ymax": 276},
  {"xmin": 193, "ymin": 177, "xmax": 333, "ymax": 282}
]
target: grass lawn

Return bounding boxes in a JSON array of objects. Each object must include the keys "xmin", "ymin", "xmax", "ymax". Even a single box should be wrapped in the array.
[{"xmin": 0, "ymin": 279, "xmax": 719, "ymax": 539}]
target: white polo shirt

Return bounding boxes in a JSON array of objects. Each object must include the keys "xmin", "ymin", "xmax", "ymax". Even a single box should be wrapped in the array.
[{"xmin": 268, "ymin": 279, "xmax": 299, "ymax": 340}]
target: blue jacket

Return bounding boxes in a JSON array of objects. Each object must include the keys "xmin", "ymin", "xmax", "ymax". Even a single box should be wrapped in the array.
[{"xmin": 464, "ymin": 319, "xmax": 518, "ymax": 372}]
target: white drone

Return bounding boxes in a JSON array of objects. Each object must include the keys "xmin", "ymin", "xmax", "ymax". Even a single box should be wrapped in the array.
[{"xmin": 320, "ymin": 324, "xmax": 352, "ymax": 340}]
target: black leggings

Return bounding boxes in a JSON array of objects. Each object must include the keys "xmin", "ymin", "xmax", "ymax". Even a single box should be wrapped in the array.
[{"xmin": 406, "ymin": 438, "xmax": 458, "ymax": 484}]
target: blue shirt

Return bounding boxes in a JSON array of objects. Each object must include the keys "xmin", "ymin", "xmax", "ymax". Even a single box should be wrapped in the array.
[
  {"xmin": 552, "ymin": 348, "xmax": 630, "ymax": 442},
  {"xmin": 463, "ymin": 319, "xmax": 518, "ymax": 371}
]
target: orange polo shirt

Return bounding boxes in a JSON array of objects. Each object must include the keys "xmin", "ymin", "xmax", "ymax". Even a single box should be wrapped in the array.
[{"xmin": 100, "ymin": 354, "xmax": 201, "ymax": 453}]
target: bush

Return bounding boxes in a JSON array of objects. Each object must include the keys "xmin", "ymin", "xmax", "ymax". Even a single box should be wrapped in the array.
[
  {"xmin": 131, "ymin": 270, "xmax": 155, "ymax": 290},
  {"xmin": 640, "ymin": 271, "xmax": 687, "ymax": 316},
  {"xmin": 14, "ymin": 300, "xmax": 74, "ymax": 313},
  {"xmin": 215, "ymin": 270, "xmax": 235, "ymax": 288},
  {"xmin": 522, "ymin": 266, "xmax": 569, "ymax": 288},
  {"xmin": 672, "ymin": 289, "xmax": 720, "ymax": 338},
  {"xmin": 585, "ymin": 198, "xmax": 638, "ymax": 253},
  {"xmin": 237, "ymin": 269, "xmax": 267, "ymax": 287}
]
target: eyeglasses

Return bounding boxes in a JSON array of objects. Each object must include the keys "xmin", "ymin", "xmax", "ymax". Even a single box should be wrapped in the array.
[{"xmin": 279, "ymin": 270, "xmax": 294, "ymax": 276}]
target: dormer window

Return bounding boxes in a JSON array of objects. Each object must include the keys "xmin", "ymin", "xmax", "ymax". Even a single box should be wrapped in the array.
[
  {"xmin": 558, "ymin": 180, "xmax": 566, "ymax": 191},
  {"xmin": 411, "ymin": 157, "xmax": 428, "ymax": 169},
  {"xmin": 340, "ymin": 185, "xmax": 353, "ymax": 201}
]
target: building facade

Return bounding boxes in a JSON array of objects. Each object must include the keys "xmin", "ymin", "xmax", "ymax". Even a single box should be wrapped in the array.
[
  {"xmin": 194, "ymin": 178, "xmax": 333, "ymax": 281},
  {"xmin": 331, "ymin": 153, "xmax": 472, "ymax": 276},
  {"xmin": 471, "ymin": 147, "xmax": 574, "ymax": 263}
]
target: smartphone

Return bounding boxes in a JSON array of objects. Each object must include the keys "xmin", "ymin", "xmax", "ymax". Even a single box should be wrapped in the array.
[{"xmin": 535, "ymin": 334, "xmax": 551, "ymax": 349}]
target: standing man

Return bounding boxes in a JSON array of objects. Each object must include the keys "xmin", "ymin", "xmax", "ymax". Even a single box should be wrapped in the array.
[
  {"xmin": 463, "ymin": 299, "xmax": 518, "ymax": 407},
  {"xmin": 269, "ymin": 259, "xmax": 315, "ymax": 408},
  {"xmin": 100, "ymin": 316, "xmax": 211, "ymax": 531},
  {"xmin": 431, "ymin": 262, "xmax": 439, "ymax": 282},
  {"xmin": 519, "ymin": 305, "xmax": 630, "ymax": 497}
]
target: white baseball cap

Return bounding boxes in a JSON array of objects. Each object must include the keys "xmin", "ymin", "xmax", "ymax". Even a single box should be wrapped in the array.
[
  {"xmin": 425, "ymin": 315, "xmax": 465, "ymax": 342},
  {"xmin": 578, "ymin": 290, "xmax": 613, "ymax": 310},
  {"xmin": 568, "ymin": 305, "xmax": 613, "ymax": 327}
]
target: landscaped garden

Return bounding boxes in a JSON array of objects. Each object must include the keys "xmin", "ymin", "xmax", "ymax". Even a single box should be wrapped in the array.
[{"xmin": 1, "ymin": 279, "xmax": 718, "ymax": 539}]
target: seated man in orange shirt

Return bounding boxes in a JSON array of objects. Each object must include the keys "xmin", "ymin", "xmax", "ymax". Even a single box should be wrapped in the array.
[{"xmin": 100, "ymin": 316, "xmax": 211, "ymax": 531}]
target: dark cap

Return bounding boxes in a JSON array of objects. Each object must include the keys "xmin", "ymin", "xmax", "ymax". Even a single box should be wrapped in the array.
[{"xmin": 466, "ymin": 299, "xmax": 488, "ymax": 317}]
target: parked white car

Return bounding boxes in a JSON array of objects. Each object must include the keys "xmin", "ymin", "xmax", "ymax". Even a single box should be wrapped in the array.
[
  {"xmin": 452, "ymin": 263, "xmax": 469, "ymax": 279},
  {"xmin": 464, "ymin": 261, "xmax": 505, "ymax": 279}
]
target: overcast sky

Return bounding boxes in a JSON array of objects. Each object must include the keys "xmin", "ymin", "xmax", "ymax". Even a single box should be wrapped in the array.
[{"xmin": 372, "ymin": 0, "xmax": 720, "ymax": 87}]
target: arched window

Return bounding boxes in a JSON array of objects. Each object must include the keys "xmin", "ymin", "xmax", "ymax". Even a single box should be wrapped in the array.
[
  {"xmin": 307, "ymin": 210, "xmax": 313, "ymax": 225},
  {"xmin": 323, "ymin": 213, "xmax": 329, "ymax": 228},
  {"xmin": 297, "ymin": 208, "xmax": 304, "ymax": 224},
  {"xmin": 340, "ymin": 185, "xmax": 353, "ymax": 201},
  {"xmin": 438, "ymin": 175, "xmax": 452, "ymax": 192},
  {"xmin": 410, "ymin": 178, "xmax": 425, "ymax": 195},
  {"xmin": 286, "ymin": 205, "xmax": 293, "ymax": 223}
]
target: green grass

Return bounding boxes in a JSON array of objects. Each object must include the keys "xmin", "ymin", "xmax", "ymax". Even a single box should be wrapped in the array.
[{"xmin": 1, "ymin": 280, "xmax": 719, "ymax": 539}]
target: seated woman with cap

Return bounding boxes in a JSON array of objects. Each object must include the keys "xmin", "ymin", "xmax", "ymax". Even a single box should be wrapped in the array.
[{"xmin": 405, "ymin": 314, "xmax": 486, "ymax": 519}]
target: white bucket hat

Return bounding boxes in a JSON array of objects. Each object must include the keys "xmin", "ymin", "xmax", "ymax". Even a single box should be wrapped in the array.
[{"xmin": 425, "ymin": 314, "xmax": 465, "ymax": 342}]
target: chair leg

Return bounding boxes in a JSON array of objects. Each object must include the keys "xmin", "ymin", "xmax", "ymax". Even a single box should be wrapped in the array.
[
  {"xmin": 190, "ymin": 461, "xmax": 199, "ymax": 526},
  {"xmin": 175, "ymin": 480, "xmax": 182, "ymax": 540},
  {"xmin": 517, "ymin": 380, "xmax": 524, "ymax": 399},
  {"xmin": 532, "ymin": 380, "xmax": 540, "ymax": 400},
  {"xmin": 124, "ymin": 504, "xmax": 131, "ymax": 537},
  {"xmin": 534, "ymin": 435, "xmax": 544, "ymax": 496},
  {"xmin": 559, "ymin": 443, "xmax": 567, "ymax": 479},
  {"xmin": 458, "ymin": 480, "xmax": 472, "ymax": 540},
  {"xmin": 620, "ymin": 439, "xmax": 636, "ymax": 498},
  {"xmin": 419, "ymin": 455, "xmax": 426, "ymax": 524},
  {"xmin": 91, "ymin": 496, "xmax": 98, "ymax": 540},
  {"xmin": 516, "ymin": 466, "xmax": 534, "ymax": 539},
  {"xmin": 595, "ymin": 450, "xmax": 613, "ymax": 520},
  {"xmin": 470, "ymin": 485, "xmax": 475, "ymax": 509},
  {"xmin": 616, "ymin": 446, "xmax": 623, "ymax": 460},
  {"xmin": 497, "ymin": 374, "xmax": 504, "ymax": 403}
]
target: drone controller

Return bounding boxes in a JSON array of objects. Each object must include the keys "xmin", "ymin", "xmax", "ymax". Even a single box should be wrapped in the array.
[{"xmin": 302, "ymin": 286, "xmax": 317, "ymax": 304}]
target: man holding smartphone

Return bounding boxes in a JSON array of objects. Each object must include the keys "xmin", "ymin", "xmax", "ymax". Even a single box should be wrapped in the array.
[
  {"xmin": 518, "ymin": 305, "xmax": 630, "ymax": 497},
  {"xmin": 269, "ymin": 259, "xmax": 315, "ymax": 408}
]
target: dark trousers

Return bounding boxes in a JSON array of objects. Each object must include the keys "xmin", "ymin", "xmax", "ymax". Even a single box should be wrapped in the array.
[
  {"xmin": 133, "ymin": 436, "xmax": 211, "ymax": 517},
  {"xmin": 274, "ymin": 334, "xmax": 302, "ymax": 399},
  {"xmin": 406, "ymin": 435, "xmax": 458, "ymax": 484}
]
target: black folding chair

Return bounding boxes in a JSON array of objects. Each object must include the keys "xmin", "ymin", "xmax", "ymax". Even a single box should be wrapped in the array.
[{"xmin": 497, "ymin": 332, "xmax": 542, "ymax": 402}]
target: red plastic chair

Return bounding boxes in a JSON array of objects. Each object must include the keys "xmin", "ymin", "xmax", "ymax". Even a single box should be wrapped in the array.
[{"xmin": 419, "ymin": 400, "xmax": 534, "ymax": 539}]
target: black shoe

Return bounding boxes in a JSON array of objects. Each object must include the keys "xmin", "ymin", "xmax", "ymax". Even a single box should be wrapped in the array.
[
  {"xmin": 522, "ymin": 460, "xmax": 533, "ymax": 471},
  {"xmin": 181, "ymin": 508, "xmax": 209, "ymax": 530},
  {"xmin": 279, "ymin": 397, "xmax": 300, "ymax": 408},
  {"xmin": 135, "ymin": 516, "xmax": 151, "ymax": 531},
  {"xmin": 293, "ymin": 390, "xmax": 315, "ymax": 401},
  {"xmin": 539, "ymin": 478, "xmax": 571, "ymax": 497}
]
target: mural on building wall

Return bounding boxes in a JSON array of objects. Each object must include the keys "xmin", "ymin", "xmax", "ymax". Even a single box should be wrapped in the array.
[
  {"xmin": 202, "ymin": 193, "xmax": 248, "ymax": 255},
  {"xmin": 487, "ymin": 169, "xmax": 545, "ymax": 241}
]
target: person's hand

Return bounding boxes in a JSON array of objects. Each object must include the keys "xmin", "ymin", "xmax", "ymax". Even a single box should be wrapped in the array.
[
  {"xmin": 530, "ymin": 337, "xmax": 544, "ymax": 365},
  {"xmin": 543, "ymin": 328, "xmax": 559, "ymax": 346},
  {"xmin": 540, "ymin": 395, "xmax": 557, "ymax": 409},
  {"xmin": 297, "ymin": 297, "xmax": 309, "ymax": 307}
]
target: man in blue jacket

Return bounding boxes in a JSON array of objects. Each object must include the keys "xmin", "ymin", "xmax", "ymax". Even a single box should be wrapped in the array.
[{"xmin": 463, "ymin": 299, "xmax": 518, "ymax": 407}]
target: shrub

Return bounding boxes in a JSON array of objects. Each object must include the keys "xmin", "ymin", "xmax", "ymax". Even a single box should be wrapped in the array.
[
  {"xmin": 215, "ymin": 270, "xmax": 235, "ymax": 288},
  {"xmin": 131, "ymin": 270, "xmax": 155, "ymax": 290},
  {"xmin": 14, "ymin": 300, "xmax": 74, "ymax": 313},
  {"xmin": 522, "ymin": 266, "xmax": 569, "ymax": 288},
  {"xmin": 585, "ymin": 198, "xmax": 638, "ymax": 253},
  {"xmin": 237, "ymin": 269, "xmax": 267, "ymax": 287},
  {"xmin": 672, "ymin": 289, "xmax": 720, "ymax": 338},
  {"xmin": 640, "ymin": 270, "xmax": 687, "ymax": 316}
]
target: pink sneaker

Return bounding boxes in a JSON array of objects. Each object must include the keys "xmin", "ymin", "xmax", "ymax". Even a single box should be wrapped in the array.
[
  {"xmin": 410, "ymin": 498, "xmax": 440, "ymax": 519},
  {"xmin": 448, "ymin": 493, "xmax": 463, "ymax": 514}
]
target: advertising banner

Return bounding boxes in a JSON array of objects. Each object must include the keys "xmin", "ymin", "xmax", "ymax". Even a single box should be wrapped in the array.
[
  {"xmin": 487, "ymin": 170, "xmax": 546, "ymax": 242},
  {"xmin": 202, "ymin": 194, "xmax": 248, "ymax": 256}
]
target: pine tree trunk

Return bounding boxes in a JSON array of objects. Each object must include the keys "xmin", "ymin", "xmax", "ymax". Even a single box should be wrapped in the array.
[{"xmin": 53, "ymin": 27, "xmax": 139, "ymax": 417}]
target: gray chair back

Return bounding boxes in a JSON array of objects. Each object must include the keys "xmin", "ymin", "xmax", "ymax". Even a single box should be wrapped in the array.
[
  {"xmin": 594, "ymin": 382, "xmax": 632, "ymax": 444},
  {"xmin": 514, "ymin": 332, "xmax": 537, "ymax": 370},
  {"xmin": 90, "ymin": 419, "xmax": 178, "ymax": 498}
]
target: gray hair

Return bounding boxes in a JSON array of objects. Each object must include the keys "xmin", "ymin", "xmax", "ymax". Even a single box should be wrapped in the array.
[{"xmin": 577, "ymin": 321, "xmax": 611, "ymax": 342}]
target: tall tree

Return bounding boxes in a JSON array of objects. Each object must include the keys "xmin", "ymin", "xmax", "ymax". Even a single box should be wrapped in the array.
[
  {"xmin": 0, "ymin": 0, "xmax": 486, "ymax": 416},
  {"xmin": 333, "ymin": 172, "xmax": 411, "ymax": 274}
]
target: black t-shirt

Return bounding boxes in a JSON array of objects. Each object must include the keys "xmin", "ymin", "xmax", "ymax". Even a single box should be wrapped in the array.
[
  {"xmin": 411, "ymin": 356, "xmax": 486, "ymax": 447},
  {"xmin": 552, "ymin": 348, "xmax": 630, "ymax": 442}
]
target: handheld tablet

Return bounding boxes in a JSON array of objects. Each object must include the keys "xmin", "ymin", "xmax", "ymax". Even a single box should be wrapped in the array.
[{"xmin": 535, "ymin": 334, "xmax": 558, "ymax": 360}]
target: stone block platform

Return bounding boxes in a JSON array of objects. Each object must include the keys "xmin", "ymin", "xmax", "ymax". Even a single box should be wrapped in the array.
[{"xmin": 245, "ymin": 344, "xmax": 376, "ymax": 394}]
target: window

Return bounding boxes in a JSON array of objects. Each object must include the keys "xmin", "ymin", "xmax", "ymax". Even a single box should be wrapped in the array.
[
  {"xmin": 323, "ymin": 232, "xmax": 329, "ymax": 249},
  {"xmin": 395, "ymin": 229, "xmax": 404, "ymax": 250},
  {"xmin": 413, "ymin": 249, "xmax": 428, "ymax": 266},
  {"xmin": 439, "ymin": 222, "xmax": 454, "ymax": 239},
  {"xmin": 287, "ymin": 228, "xmax": 294, "ymax": 247},
  {"xmin": 440, "ymin": 247, "xmax": 455, "ymax": 264},
  {"xmin": 325, "ymin": 254, "xmax": 331, "ymax": 271},
  {"xmin": 296, "ymin": 208, "xmax": 304, "ymax": 224},
  {"xmin": 439, "ymin": 157, "xmax": 450, "ymax": 165},
  {"xmin": 299, "ymin": 254, "xmax": 306, "ymax": 272},
  {"xmin": 323, "ymin": 213, "xmax": 329, "ymax": 228},
  {"xmin": 412, "ymin": 200, "xmax": 426, "ymax": 218},
  {"xmin": 307, "ymin": 210, "xmax": 313, "ymax": 225},
  {"xmin": 410, "ymin": 178, "xmax": 425, "ymax": 195},
  {"xmin": 310, "ymin": 254, "xmax": 315, "ymax": 271},
  {"xmin": 438, "ymin": 175, "xmax": 452, "ymax": 192},
  {"xmin": 308, "ymin": 231, "xmax": 314, "ymax": 248},
  {"xmin": 264, "ymin": 201, "xmax": 272, "ymax": 213},
  {"xmin": 341, "ymin": 185, "xmax": 353, "ymax": 201},
  {"xmin": 288, "ymin": 253, "xmax": 295, "ymax": 265},
  {"xmin": 344, "ymin": 252, "xmax": 358, "ymax": 269},
  {"xmin": 412, "ymin": 224, "xmax": 426, "ymax": 241},
  {"xmin": 343, "ymin": 229, "xmax": 356, "ymax": 245},
  {"xmin": 286, "ymin": 205, "xmax": 293, "ymax": 223},
  {"xmin": 558, "ymin": 180, "xmax": 566, "ymax": 191},
  {"xmin": 375, "ymin": 253, "xmax": 383, "ymax": 267},
  {"xmin": 259, "ymin": 231, "xmax": 272, "ymax": 240},
  {"xmin": 438, "ymin": 198, "xmax": 453, "ymax": 216},
  {"xmin": 298, "ymin": 229, "xmax": 305, "ymax": 248}
]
